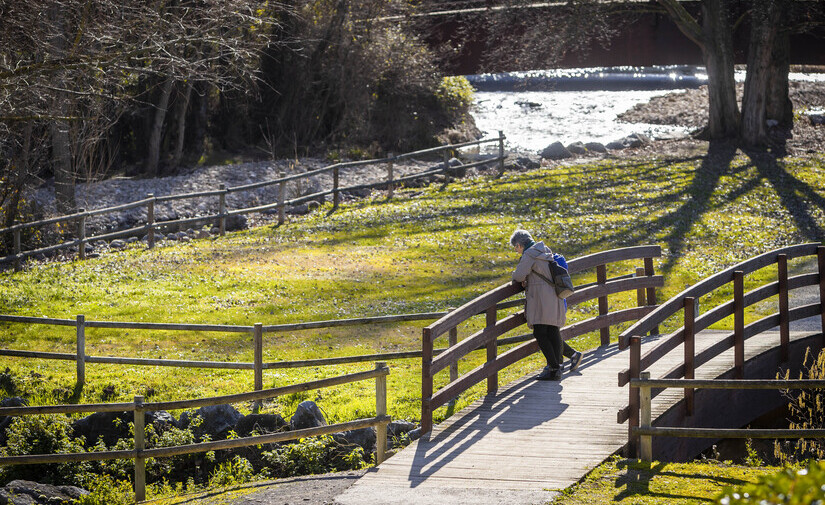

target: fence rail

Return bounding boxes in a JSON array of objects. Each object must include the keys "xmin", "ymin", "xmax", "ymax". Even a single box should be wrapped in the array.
[
  {"xmin": 617, "ymin": 243, "xmax": 825, "ymax": 457},
  {"xmin": 0, "ymin": 364, "xmax": 391, "ymax": 503},
  {"xmin": 632, "ymin": 373, "xmax": 825, "ymax": 461},
  {"xmin": 420, "ymin": 245, "xmax": 663, "ymax": 433},
  {"xmin": 1, "ymin": 134, "xmax": 506, "ymax": 271}
]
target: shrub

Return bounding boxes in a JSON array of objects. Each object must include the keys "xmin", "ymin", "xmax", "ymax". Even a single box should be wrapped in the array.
[
  {"xmin": 262, "ymin": 435, "xmax": 366, "ymax": 477},
  {"xmin": 436, "ymin": 76, "xmax": 475, "ymax": 115},
  {"xmin": 207, "ymin": 455, "xmax": 256, "ymax": 488},
  {"xmin": 774, "ymin": 348, "xmax": 825, "ymax": 464},
  {"xmin": 76, "ymin": 474, "xmax": 133, "ymax": 505},
  {"xmin": 716, "ymin": 460, "xmax": 825, "ymax": 504}
]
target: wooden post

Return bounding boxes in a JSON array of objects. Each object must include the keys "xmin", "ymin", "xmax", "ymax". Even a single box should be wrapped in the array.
[
  {"xmin": 778, "ymin": 254, "xmax": 789, "ymax": 363},
  {"xmin": 639, "ymin": 371, "xmax": 652, "ymax": 462},
  {"xmin": 13, "ymin": 228, "xmax": 21, "ymax": 272},
  {"xmin": 684, "ymin": 297, "xmax": 695, "ymax": 416},
  {"xmin": 278, "ymin": 177, "xmax": 286, "ymax": 225},
  {"xmin": 636, "ymin": 267, "xmax": 646, "ymax": 307},
  {"xmin": 819, "ymin": 246, "xmax": 825, "ymax": 347},
  {"xmin": 644, "ymin": 257, "xmax": 659, "ymax": 335},
  {"xmin": 421, "ymin": 327, "xmax": 433, "ymax": 434},
  {"xmin": 443, "ymin": 148, "xmax": 451, "ymax": 184},
  {"xmin": 375, "ymin": 362, "xmax": 387, "ymax": 465},
  {"xmin": 333, "ymin": 166, "xmax": 340, "ymax": 210},
  {"xmin": 597, "ymin": 264, "xmax": 609, "ymax": 346},
  {"xmin": 628, "ymin": 335, "xmax": 641, "ymax": 458},
  {"xmin": 134, "ymin": 395, "xmax": 146, "ymax": 503},
  {"xmin": 387, "ymin": 153, "xmax": 394, "ymax": 199},
  {"xmin": 76, "ymin": 314, "xmax": 85, "ymax": 386},
  {"xmin": 146, "ymin": 194, "xmax": 155, "ymax": 249},
  {"xmin": 449, "ymin": 327, "xmax": 458, "ymax": 383},
  {"xmin": 253, "ymin": 323, "xmax": 263, "ymax": 412},
  {"xmin": 734, "ymin": 270, "xmax": 745, "ymax": 379},
  {"xmin": 219, "ymin": 184, "xmax": 226, "ymax": 237},
  {"xmin": 498, "ymin": 130, "xmax": 505, "ymax": 175},
  {"xmin": 77, "ymin": 210, "xmax": 86, "ymax": 260},
  {"xmin": 486, "ymin": 307, "xmax": 498, "ymax": 393}
]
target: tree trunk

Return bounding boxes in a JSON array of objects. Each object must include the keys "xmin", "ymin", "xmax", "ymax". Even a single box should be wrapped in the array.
[
  {"xmin": 701, "ymin": 0, "xmax": 739, "ymax": 139},
  {"xmin": 170, "ymin": 80, "xmax": 193, "ymax": 169},
  {"xmin": 741, "ymin": 0, "xmax": 781, "ymax": 146},
  {"xmin": 144, "ymin": 77, "xmax": 175, "ymax": 177},
  {"xmin": 766, "ymin": 28, "xmax": 792, "ymax": 127},
  {"xmin": 48, "ymin": 4, "xmax": 76, "ymax": 214}
]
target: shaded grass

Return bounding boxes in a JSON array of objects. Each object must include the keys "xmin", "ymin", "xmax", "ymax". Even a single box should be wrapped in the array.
[{"xmin": 1, "ymin": 153, "xmax": 824, "ymax": 426}]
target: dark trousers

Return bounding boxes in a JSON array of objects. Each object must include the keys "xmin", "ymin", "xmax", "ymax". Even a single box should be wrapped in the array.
[{"xmin": 534, "ymin": 324, "xmax": 577, "ymax": 371}]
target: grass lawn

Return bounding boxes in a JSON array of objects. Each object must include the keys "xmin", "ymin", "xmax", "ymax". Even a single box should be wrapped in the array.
[{"xmin": 1, "ymin": 150, "xmax": 824, "ymax": 427}]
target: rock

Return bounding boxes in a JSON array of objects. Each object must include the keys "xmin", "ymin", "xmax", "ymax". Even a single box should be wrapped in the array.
[
  {"xmin": 809, "ymin": 114, "xmax": 825, "ymax": 126},
  {"xmin": 387, "ymin": 420, "xmax": 417, "ymax": 440},
  {"xmin": 653, "ymin": 131, "xmax": 689, "ymax": 141},
  {"xmin": 180, "ymin": 236, "xmax": 191, "ymax": 243},
  {"xmin": 210, "ymin": 227, "xmax": 220, "ymax": 235},
  {"xmin": 307, "ymin": 201, "xmax": 321, "ymax": 212},
  {"xmin": 406, "ymin": 427, "xmax": 422, "ymax": 442},
  {"xmin": 197, "ymin": 230, "xmax": 211, "ymax": 239},
  {"xmin": 445, "ymin": 158, "xmax": 466, "ymax": 178},
  {"xmin": 539, "ymin": 141, "xmax": 573, "ymax": 160},
  {"xmin": 511, "ymin": 156, "xmax": 540, "ymax": 170},
  {"xmin": 566, "ymin": 142, "xmax": 587, "ymax": 155},
  {"xmin": 290, "ymin": 400, "xmax": 327, "ymax": 430},
  {"xmin": 584, "ymin": 142, "xmax": 607, "ymax": 153},
  {"xmin": 287, "ymin": 204, "xmax": 310, "ymax": 215},
  {"xmin": 626, "ymin": 133, "xmax": 652, "ymax": 147},
  {"xmin": 235, "ymin": 413, "xmax": 288, "ymax": 437},
  {"xmin": 110, "ymin": 239, "xmax": 126, "ymax": 250},
  {"xmin": 0, "ymin": 397, "xmax": 27, "ymax": 446},
  {"xmin": 333, "ymin": 427, "xmax": 376, "ymax": 455},
  {"xmin": 225, "ymin": 214, "xmax": 247, "ymax": 231},
  {"xmin": 179, "ymin": 404, "xmax": 242, "ymax": 440},
  {"xmin": 344, "ymin": 188, "xmax": 371, "ymax": 198},
  {"xmin": 83, "ymin": 243, "xmax": 94, "ymax": 253},
  {"xmin": 72, "ymin": 410, "xmax": 176, "ymax": 447},
  {"xmin": 127, "ymin": 237, "xmax": 138, "ymax": 243},
  {"xmin": 86, "ymin": 252, "xmax": 100, "ymax": 258},
  {"xmin": 0, "ymin": 480, "xmax": 88, "ymax": 505},
  {"xmin": 605, "ymin": 140, "xmax": 626, "ymax": 150}
]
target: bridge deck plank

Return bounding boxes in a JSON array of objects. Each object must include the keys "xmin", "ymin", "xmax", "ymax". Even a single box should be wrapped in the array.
[{"xmin": 335, "ymin": 331, "xmax": 816, "ymax": 505}]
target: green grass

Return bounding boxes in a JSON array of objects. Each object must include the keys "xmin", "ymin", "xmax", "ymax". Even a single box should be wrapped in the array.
[
  {"xmin": 549, "ymin": 456, "xmax": 784, "ymax": 505},
  {"xmin": 1, "ymin": 151, "xmax": 824, "ymax": 429}
]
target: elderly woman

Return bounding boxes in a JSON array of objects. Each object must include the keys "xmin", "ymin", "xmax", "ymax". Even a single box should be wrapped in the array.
[{"xmin": 510, "ymin": 229, "xmax": 582, "ymax": 381}]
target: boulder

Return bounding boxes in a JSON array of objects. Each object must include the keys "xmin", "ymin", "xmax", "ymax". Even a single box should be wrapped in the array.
[
  {"xmin": 387, "ymin": 420, "xmax": 418, "ymax": 440},
  {"xmin": 809, "ymin": 114, "xmax": 825, "ymax": 126},
  {"xmin": 0, "ymin": 480, "xmax": 88, "ymax": 505},
  {"xmin": 72, "ymin": 410, "xmax": 176, "ymax": 447},
  {"xmin": 287, "ymin": 204, "xmax": 310, "ymax": 215},
  {"xmin": 225, "ymin": 214, "xmax": 247, "ymax": 231},
  {"xmin": 179, "ymin": 404, "xmax": 242, "ymax": 440},
  {"xmin": 512, "ymin": 157, "xmax": 540, "ymax": 170},
  {"xmin": 584, "ymin": 142, "xmax": 607, "ymax": 153},
  {"xmin": 109, "ymin": 239, "xmax": 127, "ymax": 250},
  {"xmin": 290, "ymin": 400, "xmax": 327, "ymax": 430},
  {"xmin": 196, "ymin": 230, "xmax": 211, "ymax": 239},
  {"xmin": 566, "ymin": 142, "xmax": 587, "ymax": 155},
  {"xmin": 333, "ymin": 427, "xmax": 376, "ymax": 455},
  {"xmin": 344, "ymin": 188, "xmax": 371, "ymax": 199},
  {"xmin": 235, "ymin": 413, "xmax": 288, "ymax": 437},
  {"xmin": 444, "ymin": 158, "xmax": 466, "ymax": 178},
  {"xmin": 539, "ymin": 142, "xmax": 572, "ymax": 160},
  {"xmin": 606, "ymin": 140, "xmax": 627, "ymax": 150}
]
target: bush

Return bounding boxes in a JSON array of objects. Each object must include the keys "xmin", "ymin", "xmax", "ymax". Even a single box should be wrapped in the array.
[
  {"xmin": 774, "ymin": 348, "xmax": 825, "ymax": 463},
  {"xmin": 436, "ymin": 76, "xmax": 475, "ymax": 115},
  {"xmin": 262, "ymin": 435, "xmax": 366, "ymax": 477},
  {"xmin": 76, "ymin": 474, "xmax": 133, "ymax": 505},
  {"xmin": 716, "ymin": 460, "xmax": 825, "ymax": 504},
  {"xmin": 208, "ymin": 455, "xmax": 256, "ymax": 488}
]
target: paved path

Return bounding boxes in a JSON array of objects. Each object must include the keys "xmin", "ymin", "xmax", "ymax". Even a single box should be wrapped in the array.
[{"xmin": 334, "ymin": 330, "xmax": 818, "ymax": 505}]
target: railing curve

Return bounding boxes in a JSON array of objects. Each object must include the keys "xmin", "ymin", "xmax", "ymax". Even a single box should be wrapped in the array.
[
  {"xmin": 617, "ymin": 242, "xmax": 825, "ymax": 456},
  {"xmin": 420, "ymin": 245, "xmax": 663, "ymax": 433}
]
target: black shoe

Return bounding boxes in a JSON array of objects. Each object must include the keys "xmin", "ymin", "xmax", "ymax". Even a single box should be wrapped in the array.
[
  {"xmin": 536, "ymin": 367, "xmax": 561, "ymax": 381},
  {"xmin": 569, "ymin": 351, "xmax": 583, "ymax": 372}
]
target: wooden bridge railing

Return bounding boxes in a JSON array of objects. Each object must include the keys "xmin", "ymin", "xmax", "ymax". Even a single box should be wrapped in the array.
[
  {"xmin": 1, "ymin": 134, "xmax": 506, "ymax": 271},
  {"xmin": 420, "ymin": 245, "xmax": 663, "ymax": 433},
  {"xmin": 0, "ymin": 363, "xmax": 390, "ymax": 503},
  {"xmin": 617, "ymin": 243, "xmax": 825, "ymax": 457}
]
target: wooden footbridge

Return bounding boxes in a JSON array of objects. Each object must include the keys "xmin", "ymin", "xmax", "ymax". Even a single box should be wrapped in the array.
[{"xmin": 336, "ymin": 243, "xmax": 825, "ymax": 505}]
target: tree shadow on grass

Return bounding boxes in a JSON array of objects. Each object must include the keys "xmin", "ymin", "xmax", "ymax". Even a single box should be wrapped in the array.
[{"xmin": 614, "ymin": 459, "xmax": 750, "ymax": 502}]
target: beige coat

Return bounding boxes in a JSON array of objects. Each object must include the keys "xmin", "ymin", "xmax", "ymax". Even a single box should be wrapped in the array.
[{"xmin": 512, "ymin": 241, "xmax": 566, "ymax": 328}]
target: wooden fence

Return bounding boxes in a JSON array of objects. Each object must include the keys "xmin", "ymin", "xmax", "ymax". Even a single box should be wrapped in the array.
[
  {"xmin": 617, "ymin": 243, "xmax": 825, "ymax": 456},
  {"xmin": 0, "ymin": 364, "xmax": 390, "ymax": 502},
  {"xmin": 421, "ymin": 245, "xmax": 664, "ymax": 433},
  {"xmin": 633, "ymin": 374, "xmax": 825, "ymax": 461},
  {"xmin": 0, "ymin": 134, "xmax": 506, "ymax": 271}
]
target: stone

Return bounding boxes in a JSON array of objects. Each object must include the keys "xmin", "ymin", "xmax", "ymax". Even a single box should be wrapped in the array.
[
  {"xmin": 387, "ymin": 420, "xmax": 418, "ymax": 439},
  {"xmin": 606, "ymin": 140, "xmax": 627, "ymax": 150},
  {"xmin": 445, "ymin": 157, "xmax": 466, "ymax": 178},
  {"xmin": 809, "ymin": 114, "xmax": 825, "ymax": 126},
  {"xmin": 584, "ymin": 142, "xmax": 607, "ymax": 153},
  {"xmin": 290, "ymin": 400, "xmax": 327, "ymax": 430},
  {"xmin": 72, "ymin": 410, "xmax": 176, "ymax": 447},
  {"xmin": 110, "ymin": 239, "xmax": 127, "ymax": 249},
  {"xmin": 566, "ymin": 142, "xmax": 587, "ymax": 155},
  {"xmin": 0, "ymin": 480, "xmax": 88, "ymax": 505},
  {"xmin": 179, "ymin": 404, "xmax": 242, "ymax": 440},
  {"xmin": 539, "ymin": 141, "xmax": 573, "ymax": 160},
  {"xmin": 333, "ymin": 427, "xmax": 376, "ymax": 455},
  {"xmin": 197, "ymin": 230, "xmax": 211, "ymax": 239},
  {"xmin": 345, "ymin": 188, "xmax": 371, "ymax": 198},
  {"xmin": 406, "ymin": 427, "xmax": 422, "ymax": 442},
  {"xmin": 225, "ymin": 214, "xmax": 247, "ymax": 231},
  {"xmin": 86, "ymin": 252, "xmax": 100, "ymax": 258},
  {"xmin": 210, "ymin": 227, "xmax": 220, "ymax": 235},
  {"xmin": 307, "ymin": 201, "xmax": 321, "ymax": 212},
  {"xmin": 287, "ymin": 204, "xmax": 310, "ymax": 215},
  {"xmin": 235, "ymin": 413, "xmax": 288, "ymax": 437},
  {"xmin": 180, "ymin": 236, "xmax": 191, "ymax": 243},
  {"xmin": 513, "ymin": 157, "xmax": 540, "ymax": 170}
]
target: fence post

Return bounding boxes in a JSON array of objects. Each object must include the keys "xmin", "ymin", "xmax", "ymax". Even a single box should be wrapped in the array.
[
  {"xmin": 819, "ymin": 246, "xmax": 825, "ymax": 347},
  {"xmin": 375, "ymin": 361, "xmax": 387, "ymax": 465},
  {"xmin": 639, "ymin": 371, "xmax": 652, "ymax": 462},
  {"xmin": 254, "ymin": 323, "xmax": 263, "ymax": 413},
  {"xmin": 449, "ymin": 327, "xmax": 458, "ymax": 383},
  {"xmin": 486, "ymin": 307, "xmax": 498, "ymax": 393},
  {"xmin": 734, "ymin": 270, "xmax": 744, "ymax": 379},
  {"xmin": 597, "ymin": 264, "xmax": 609, "ymax": 346},
  {"xmin": 13, "ymin": 228, "xmax": 21, "ymax": 272},
  {"xmin": 644, "ymin": 257, "xmax": 659, "ymax": 335},
  {"xmin": 77, "ymin": 210, "xmax": 86, "ymax": 260},
  {"xmin": 628, "ymin": 335, "xmax": 641, "ymax": 458},
  {"xmin": 778, "ymin": 254, "xmax": 789, "ymax": 362},
  {"xmin": 333, "ymin": 166, "xmax": 340, "ymax": 210},
  {"xmin": 219, "ymin": 184, "xmax": 226, "ymax": 237},
  {"xmin": 76, "ymin": 315, "xmax": 85, "ymax": 386},
  {"xmin": 421, "ymin": 327, "xmax": 433, "ymax": 434},
  {"xmin": 684, "ymin": 297, "xmax": 695, "ymax": 416},
  {"xmin": 146, "ymin": 194, "xmax": 155, "ymax": 249},
  {"xmin": 443, "ymin": 148, "xmax": 451, "ymax": 184},
  {"xmin": 134, "ymin": 395, "xmax": 146, "ymax": 503},
  {"xmin": 278, "ymin": 177, "xmax": 286, "ymax": 226},
  {"xmin": 386, "ymin": 153, "xmax": 394, "ymax": 199},
  {"xmin": 498, "ymin": 130, "xmax": 505, "ymax": 175}
]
